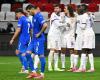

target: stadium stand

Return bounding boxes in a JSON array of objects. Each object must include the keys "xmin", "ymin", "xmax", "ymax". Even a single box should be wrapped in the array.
[
  {"xmin": 6, "ymin": 12, "xmax": 15, "ymax": 21},
  {"xmin": 1, "ymin": 3, "xmax": 11, "ymax": 12},
  {"xmin": 0, "ymin": 12, "xmax": 5, "ymax": 21}
]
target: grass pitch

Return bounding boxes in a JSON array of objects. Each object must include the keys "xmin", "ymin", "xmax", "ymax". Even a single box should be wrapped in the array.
[{"xmin": 0, "ymin": 56, "xmax": 100, "ymax": 80}]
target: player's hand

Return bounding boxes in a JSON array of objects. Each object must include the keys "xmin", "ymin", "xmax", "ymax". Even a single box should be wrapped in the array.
[
  {"xmin": 9, "ymin": 39, "xmax": 14, "ymax": 45},
  {"xmin": 35, "ymin": 32, "xmax": 41, "ymax": 38}
]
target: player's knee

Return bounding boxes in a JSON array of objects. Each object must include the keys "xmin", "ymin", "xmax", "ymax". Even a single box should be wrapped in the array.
[
  {"xmin": 69, "ymin": 49, "xmax": 74, "ymax": 54},
  {"xmin": 74, "ymin": 50, "xmax": 78, "ymax": 55},
  {"xmin": 61, "ymin": 48, "xmax": 66, "ymax": 53}
]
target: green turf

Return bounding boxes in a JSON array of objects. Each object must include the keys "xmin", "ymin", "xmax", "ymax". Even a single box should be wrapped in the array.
[{"xmin": 0, "ymin": 56, "xmax": 100, "ymax": 80}]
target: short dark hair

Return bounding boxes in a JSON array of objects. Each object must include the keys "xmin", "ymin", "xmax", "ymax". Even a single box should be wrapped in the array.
[
  {"xmin": 53, "ymin": 4, "xmax": 60, "ymax": 8},
  {"xmin": 26, "ymin": 4, "xmax": 37, "ymax": 10},
  {"xmin": 15, "ymin": 8, "xmax": 24, "ymax": 14},
  {"xmin": 81, "ymin": 4, "xmax": 88, "ymax": 12},
  {"xmin": 67, "ymin": 5, "xmax": 75, "ymax": 17}
]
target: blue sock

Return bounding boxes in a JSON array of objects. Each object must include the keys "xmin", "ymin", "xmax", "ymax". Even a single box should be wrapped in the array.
[
  {"xmin": 26, "ymin": 53, "xmax": 34, "ymax": 71},
  {"xmin": 40, "ymin": 57, "xmax": 46, "ymax": 73},
  {"xmin": 16, "ymin": 53, "xmax": 23, "ymax": 65},
  {"xmin": 21, "ymin": 54, "xmax": 28, "ymax": 70}
]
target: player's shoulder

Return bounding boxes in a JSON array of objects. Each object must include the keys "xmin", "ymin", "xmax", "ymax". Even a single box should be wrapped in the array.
[{"xmin": 82, "ymin": 13, "xmax": 88, "ymax": 18}]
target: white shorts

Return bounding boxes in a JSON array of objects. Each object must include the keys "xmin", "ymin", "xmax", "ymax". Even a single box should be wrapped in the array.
[
  {"xmin": 82, "ymin": 33, "xmax": 95, "ymax": 49},
  {"xmin": 74, "ymin": 35, "xmax": 83, "ymax": 50},
  {"xmin": 61, "ymin": 34, "xmax": 75, "ymax": 48},
  {"xmin": 47, "ymin": 35, "xmax": 61, "ymax": 50}
]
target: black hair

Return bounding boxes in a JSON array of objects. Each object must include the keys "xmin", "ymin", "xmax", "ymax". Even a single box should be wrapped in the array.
[
  {"xmin": 67, "ymin": 5, "xmax": 75, "ymax": 17},
  {"xmin": 26, "ymin": 4, "xmax": 37, "ymax": 10},
  {"xmin": 81, "ymin": 4, "xmax": 88, "ymax": 13},
  {"xmin": 15, "ymin": 8, "xmax": 24, "ymax": 14}
]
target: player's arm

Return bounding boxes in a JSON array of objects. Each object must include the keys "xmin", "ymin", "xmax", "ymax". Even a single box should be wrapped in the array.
[
  {"xmin": 10, "ymin": 28, "xmax": 21, "ymax": 45},
  {"xmin": 36, "ymin": 23, "xmax": 47, "ymax": 38},
  {"xmin": 10, "ymin": 18, "xmax": 22, "ymax": 45},
  {"xmin": 35, "ymin": 14, "xmax": 48, "ymax": 38}
]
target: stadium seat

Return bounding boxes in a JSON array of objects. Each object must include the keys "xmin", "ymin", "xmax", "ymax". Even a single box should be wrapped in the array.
[
  {"xmin": 92, "ymin": 0, "xmax": 100, "ymax": 4},
  {"xmin": 11, "ymin": 3, "xmax": 22, "ymax": 11},
  {"xmin": 0, "ymin": 12, "xmax": 5, "ymax": 21},
  {"xmin": 23, "ymin": 3, "xmax": 30, "ymax": 11},
  {"xmin": 51, "ymin": 0, "xmax": 60, "ymax": 4},
  {"xmin": 81, "ymin": 0, "xmax": 92, "ymax": 4},
  {"xmin": 60, "ymin": 0, "xmax": 70, "ymax": 5},
  {"xmin": 45, "ymin": 3, "xmax": 54, "ymax": 13},
  {"xmin": 71, "ymin": 0, "xmax": 81, "ymax": 4},
  {"xmin": 41, "ymin": 12, "xmax": 48, "ymax": 20},
  {"xmin": 6, "ymin": 12, "xmax": 15, "ymax": 21},
  {"xmin": 94, "ymin": 12, "xmax": 100, "ymax": 21},
  {"xmin": 88, "ymin": 3, "xmax": 99, "ymax": 12},
  {"xmin": 1, "ymin": 4, "xmax": 11, "ymax": 12}
]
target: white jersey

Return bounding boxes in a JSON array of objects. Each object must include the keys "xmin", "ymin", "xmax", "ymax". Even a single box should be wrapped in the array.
[
  {"xmin": 28, "ymin": 15, "xmax": 33, "ymax": 24},
  {"xmin": 81, "ymin": 13, "xmax": 94, "ymax": 34},
  {"xmin": 61, "ymin": 15, "xmax": 76, "ymax": 48},
  {"xmin": 76, "ymin": 14, "xmax": 85, "ymax": 35},
  {"xmin": 47, "ymin": 12, "xmax": 64, "ymax": 50},
  {"xmin": 48, "ymin": 12, "xmax": 62, "ymax": 37}
]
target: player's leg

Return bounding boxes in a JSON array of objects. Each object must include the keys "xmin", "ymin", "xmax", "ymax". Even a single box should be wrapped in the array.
[
  {"xmin": 17, "ymin": 43, "xmax": 29, "ymax": 73},
  {"xmin": 67, "ymin": 49, "xmax": 75, "ymax": 71},
  {"xmin": 34, "ymin": 54, "xmax": 40, "ymax": 71},
  {"xmin": 61, "ymin": 48, "xmax": 66, "ymax": 69},
  {"xmin": 87, "ymin": 49, "xmax": 95, "ymax": 72},
  {"xmin": 73, "ymin": 50, "xmax": 79, "ymax": 71},
  {"xmin": 48, "ymin": 49, "xmax": 55, "ymax": 71},
  {"xmin": 75, "ymin": 49, "xmax": 87, "ymax": 72},
  {"xmin": 34, "ymin": 40, "xmax": 46, "ymax": 79}
]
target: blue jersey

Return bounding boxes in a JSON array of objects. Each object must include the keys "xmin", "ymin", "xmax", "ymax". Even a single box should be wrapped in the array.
[
  {"xmin": 18, "ymin": 16, "xmax": 32, "ymax": 45},
  {"xmin": 32, "ymin": 12, "xmax": 46, "ymax": 40}
]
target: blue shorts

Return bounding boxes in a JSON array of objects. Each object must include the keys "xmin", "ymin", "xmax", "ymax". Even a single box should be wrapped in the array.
[
  {"xmin": 27, "ymin": 39, "xmax": 45, "ymax": 55},
  {"xmin": 17, "ymin": 42, "xmax": 28, "ymax": 53}
]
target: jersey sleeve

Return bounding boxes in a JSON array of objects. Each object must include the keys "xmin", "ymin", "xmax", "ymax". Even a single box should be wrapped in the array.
[
  {"xmin": 17, "ymin": 18, "xmax": 22, "ymax": 28},
  {"xmin": 38, "ymin": 14, "xmax": 46, "ymax": 27}
]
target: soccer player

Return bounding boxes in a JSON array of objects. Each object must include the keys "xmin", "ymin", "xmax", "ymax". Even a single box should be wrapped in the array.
[
  {"xmin": 25, "ymin": 4, "xmax": 47, "ymax": 79},
  {"xmin": 25, "ymin": 10, "xmax": 40, "ymax": 71},
  {"xmin": 74, "ymin": 4, "xmax": 95, "ymax": 72},
  {"xmin": 60, "ymin": 5, "xmax": 77, "ymax": 71},
  {"xmin": 10, "ymin": 8, "xmax": 32, "ymax": 73},
  {"xmin": 47, "ymin": 4, "xmax": 65, "ymax": 71}
]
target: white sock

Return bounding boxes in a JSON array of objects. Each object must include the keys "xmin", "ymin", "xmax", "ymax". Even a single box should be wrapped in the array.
[
  {"xmin": 79, "ymin": 54, "xmax": 86, "ymax": 70},
  {"xmin": 61, "ymin": 53, "xmax": 65, "ymax": 68},
  {"xmin": 74, "ymin": 54, "xmax": 79, "ymax": 68},
  {"xmin": 88, "ymin": 53, "xmax": 94, "ymax": 70},
  {"xmin": 34, "ymin": 55, "xmax": 39, "ymax": 69},
  {"xmin": 85, "ymin": 56, "xmax": 88, "ymax": 68},
  {"xmin": 70, "ymin": 54, "xmax": 74, "ymax": 68},
  {"xmin": 54, "ymin": 52, "xmax": 59, "ymax": 69},
  {"xmin": 48, "ymin": 50, "xmax": 54, "ymax": 69}
]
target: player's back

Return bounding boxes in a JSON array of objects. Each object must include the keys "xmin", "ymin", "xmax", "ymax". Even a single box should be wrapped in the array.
[{"xmin": 18, "ymin": 16, "xmax": 32, "ymax": 44}]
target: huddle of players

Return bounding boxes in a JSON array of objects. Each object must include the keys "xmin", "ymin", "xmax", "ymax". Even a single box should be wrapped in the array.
[{"xmin": 47, "ymin": 4, "xmax": 95, "ymax": 72}]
